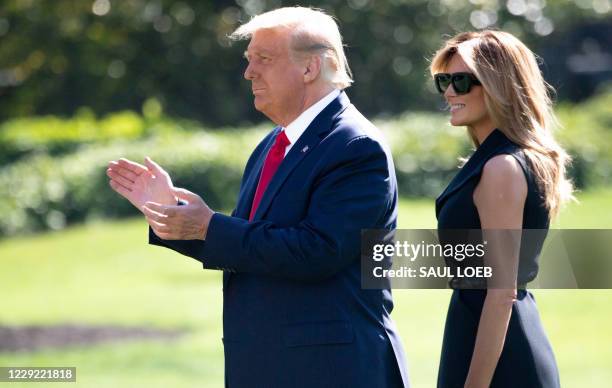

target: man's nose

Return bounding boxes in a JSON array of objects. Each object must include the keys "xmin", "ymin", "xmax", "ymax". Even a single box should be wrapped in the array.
[{"xmin": 244, "ymin": 62, "xmax": 256, "ymax": 80}]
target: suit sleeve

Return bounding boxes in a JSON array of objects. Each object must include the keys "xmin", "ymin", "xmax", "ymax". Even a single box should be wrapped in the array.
[
  {"xmin": 148, "ymin": 207, "xmax": 237, "ymax": 260},
  {"xmin": 148, "ymin": 131, "xmax": 274, "ymax": 262},
  {"xmin": 152, "ymin": 135, "xmax": 396, "ymax": 281}
]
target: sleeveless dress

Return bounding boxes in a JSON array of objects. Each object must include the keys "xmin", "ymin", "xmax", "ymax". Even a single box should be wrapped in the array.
[{"xmin": 436, "ymin": 129, "xmax": 560, "ymax": 388}]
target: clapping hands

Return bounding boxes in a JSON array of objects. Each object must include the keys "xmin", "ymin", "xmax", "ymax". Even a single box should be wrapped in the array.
[
  {"xmin": 107, "ymin": 157, "xmax": 214, "ymax": 240},
  {"xmin": 107, "ymin": 157, "xmax": 178, "ymax": 211}
]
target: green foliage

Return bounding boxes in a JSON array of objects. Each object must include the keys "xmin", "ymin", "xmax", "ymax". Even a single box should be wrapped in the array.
[
  {"xmin": 0, "ymin": 110, "xmax": 146, "ymax": 164},
  {"xmin": 0, "ymin": 0, "xmax": 608, "ymax": 124},
  {"xmin": 1, "ymin": 92, "xmax": 610, "ymax": 237},
  {"xmin": 380, "ymin": 112, "xmax": 470, "ymax": 197},
  {"xmin": 0, "ymin": 106, "xmax": 251, "ymax": 165},
  {"xmin": 556, "ymin": 92, "xmax": 612, "ymax": 188},
  {"xmin": 0, "ymin": 128, "xmax": 265, "ymax": 236}
]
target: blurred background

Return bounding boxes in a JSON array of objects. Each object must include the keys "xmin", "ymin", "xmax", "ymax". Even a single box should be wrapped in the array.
[{"xmin": 1, "ymin": 0, "xmax": 611, "ymax": 387}]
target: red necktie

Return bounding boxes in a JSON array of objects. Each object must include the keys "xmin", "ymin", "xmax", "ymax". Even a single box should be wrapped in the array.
[{"xmin": 249, "ymin": 130, "xmax": 291, "ymax": 221}]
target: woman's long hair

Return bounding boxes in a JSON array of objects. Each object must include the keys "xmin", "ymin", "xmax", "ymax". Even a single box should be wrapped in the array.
[{"xmin": 430, "ymin": 30, "xmax": 574, "ymax": 218}]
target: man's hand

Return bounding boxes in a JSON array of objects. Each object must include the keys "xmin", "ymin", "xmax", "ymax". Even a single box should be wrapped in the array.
[
  {"xmin": 142, "ymin": 188, "xmax": 215, "ymax": 240},
  {"xmin": 107, "ymin": 157, "xmax": 177, "ymax": 211}
]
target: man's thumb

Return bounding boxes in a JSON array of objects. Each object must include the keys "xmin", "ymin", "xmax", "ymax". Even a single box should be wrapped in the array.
[{"xmin": 173, "ymin": 187, "xmax": 201, "ymax": 204}]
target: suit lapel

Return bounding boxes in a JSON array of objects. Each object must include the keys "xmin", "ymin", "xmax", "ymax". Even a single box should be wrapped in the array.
[
  {"xmin": 251, "ymin": 92, "xmax": 351, "ymax": 221},
  {"xmin": 234, "ymin": 127, "xmax": 281, "ymax": 219},
  {"xmin": 222, "ymin": 127, "xmax": 278, "ymax": 289},
  {"xmin": 223, "ymin": 95, "xmax": 349, "ymax": 290},
  {"xmin": 250, "ymin": 129, "xmax": 317, "ymax": 221}
]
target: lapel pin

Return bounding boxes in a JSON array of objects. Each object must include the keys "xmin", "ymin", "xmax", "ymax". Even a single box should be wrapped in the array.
[{"xmin": 301, "ymin": 145, "xmax": 309, "ymax": 153}]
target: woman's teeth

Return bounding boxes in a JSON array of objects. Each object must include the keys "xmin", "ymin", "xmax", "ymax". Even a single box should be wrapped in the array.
[{"xmin": 450, "ymin": 104, "xmax": 465, "ymax": 112}]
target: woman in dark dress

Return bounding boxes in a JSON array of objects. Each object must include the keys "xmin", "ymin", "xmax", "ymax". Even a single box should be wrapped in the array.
[{"xmin": 430, "ymin": 31, "xmax": 574, "ymax": 388}]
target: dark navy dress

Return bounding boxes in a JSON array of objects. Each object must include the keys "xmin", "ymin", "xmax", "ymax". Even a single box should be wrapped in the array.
[{"xmin": 436, "ymin": 129, "xmax": 560, "ymax": 388}]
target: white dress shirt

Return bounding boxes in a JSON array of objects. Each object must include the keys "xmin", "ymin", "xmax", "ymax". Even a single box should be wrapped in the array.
[{"xmin": 281, "ymin": 89, "xmax": 341, "ymax": 156}]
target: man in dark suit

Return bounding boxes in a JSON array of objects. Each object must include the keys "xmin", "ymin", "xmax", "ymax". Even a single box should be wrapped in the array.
[{"xmin": 107, "ymin": 7, "xmax": 408, "ymax": 388}]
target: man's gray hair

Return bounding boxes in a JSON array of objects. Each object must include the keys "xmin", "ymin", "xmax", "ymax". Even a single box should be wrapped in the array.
[{"xmin": 230, "ymin": 7, "xmax": 353, "ymax": 90}]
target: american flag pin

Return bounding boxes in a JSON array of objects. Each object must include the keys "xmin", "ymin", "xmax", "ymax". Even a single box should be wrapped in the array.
[{"xmin": 301, "ymin": 145, "xmax": 309, "ymax": 153}]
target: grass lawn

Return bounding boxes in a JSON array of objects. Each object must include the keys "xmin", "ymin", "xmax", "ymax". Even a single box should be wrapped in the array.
[{"xmin": 1, "ymin": 188, "xmax": 611, "ymax": 387}]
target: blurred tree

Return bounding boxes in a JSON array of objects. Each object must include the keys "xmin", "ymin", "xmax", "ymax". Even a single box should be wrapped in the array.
[{"xmin": 0, "ymin": 0, "xmax": 609, "ymax": 125}]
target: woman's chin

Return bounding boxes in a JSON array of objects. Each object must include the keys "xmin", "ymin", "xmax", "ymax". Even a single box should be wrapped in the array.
[{"xmin": 449, "ymin": 116, "xmax": 465, "ymax": 127}]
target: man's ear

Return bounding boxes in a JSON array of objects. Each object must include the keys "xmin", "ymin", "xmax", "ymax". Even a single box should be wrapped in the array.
[{"xmin": 303, "ymin": 55, "xmax": 322, "ymax": 83}]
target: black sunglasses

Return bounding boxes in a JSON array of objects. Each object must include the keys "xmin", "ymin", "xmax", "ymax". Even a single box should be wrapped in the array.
[{"xmin": 434, "ymin": 72, "xmax": 481, "ymax": 95}]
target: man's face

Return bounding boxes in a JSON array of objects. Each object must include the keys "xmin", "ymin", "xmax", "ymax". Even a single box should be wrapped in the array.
[{"xmin": 243, "ymin": 28, "xmax": 305, "ymax": 125}]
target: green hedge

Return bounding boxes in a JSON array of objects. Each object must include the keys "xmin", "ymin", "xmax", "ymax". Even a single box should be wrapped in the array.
[
  {"xmin": 0, "ymin": 107, "xmax": 208, "ymax": 165},
  {"xmin": 381, "ymin": 112, "xmax": 471, "ymax": 197},
  {"xmin": 556, "ymin": 92, "xmax": 612, "ymax": 188},
  {"xmin": 1, "ymin": 92, "xmax": 610, "ymax": 237},
  {"xmin": 0, "ymin": 129, "xmax": 265, "ymax": 236}
]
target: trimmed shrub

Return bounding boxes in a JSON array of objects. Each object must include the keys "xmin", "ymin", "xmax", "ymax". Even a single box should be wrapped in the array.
[
  {"xmin": 0, "ymin": 129, "xmax": 266, "ymax": 236},
  {"xmin": 1, "ymin": 92, "xmax": 610, "ymax": 237}
]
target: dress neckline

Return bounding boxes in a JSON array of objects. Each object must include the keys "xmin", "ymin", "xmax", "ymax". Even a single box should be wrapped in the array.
[{"xmin": 474, "ymin": 128, "xmax": 507, "ymax": 155}]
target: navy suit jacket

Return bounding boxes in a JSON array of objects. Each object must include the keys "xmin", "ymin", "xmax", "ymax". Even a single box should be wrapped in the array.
[{"xmin": 150, "ymin": 92, "xmax": 409, "ymax": 388}]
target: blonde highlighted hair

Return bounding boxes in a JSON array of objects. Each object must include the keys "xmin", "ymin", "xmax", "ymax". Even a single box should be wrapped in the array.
[
  {"xmin": 430, "ymin": 30, "xmax": 574, "ymax": 218},
  {"xmin": 230, "ymin": 7, "xmax": 353, "ymax": 90}
]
